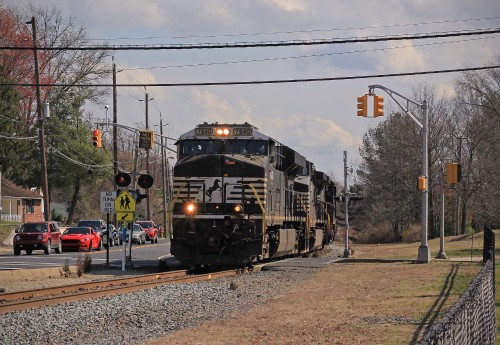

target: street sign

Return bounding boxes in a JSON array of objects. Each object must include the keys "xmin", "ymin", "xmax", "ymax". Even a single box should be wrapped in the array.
[
  {"xmin": 114, "ymin": 190, "xmax": 136, "ymax": 212},
  {"xmin": 117, "ymin": 212, "xmax": 134, "ymax": 221},
  {"xmin": 100, "ymin": 191, "xmax": 117, "ymax": 213}
]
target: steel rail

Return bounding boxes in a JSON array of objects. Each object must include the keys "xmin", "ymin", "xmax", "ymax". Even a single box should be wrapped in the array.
[{"xmin": 0, "ymin": 269, "xmax": 237, "ymax": 314}]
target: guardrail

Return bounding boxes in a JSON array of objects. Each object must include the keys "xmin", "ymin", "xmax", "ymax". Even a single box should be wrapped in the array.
[{"xmin": 418, "ymin": 226, "xmax": 496, "ymax": 345}]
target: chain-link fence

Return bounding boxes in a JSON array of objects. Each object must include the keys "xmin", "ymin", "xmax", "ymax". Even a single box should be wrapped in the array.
[{"xmin": 418, "ymin": 227, "xmax": 496, "ymax": 345}]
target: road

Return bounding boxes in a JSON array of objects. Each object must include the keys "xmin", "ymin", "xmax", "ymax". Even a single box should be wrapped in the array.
[{"xmin": 0, "ymin": 240, "xmax": 171, "ymax": 271}]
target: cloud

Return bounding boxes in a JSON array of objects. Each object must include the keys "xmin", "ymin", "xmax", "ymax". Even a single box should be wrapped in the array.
[
  {"xmin": 191, "ymin": 88, "xmax": 254, "ymax": 124},
  {"xmin": 265, "ymin": 0, "xmax": 309, "ymax": 12}
]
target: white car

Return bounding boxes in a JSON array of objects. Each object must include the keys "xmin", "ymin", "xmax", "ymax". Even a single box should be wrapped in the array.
[{"xmin": 118, "ymin": 224, "xmax": 146, "ymax": 245}]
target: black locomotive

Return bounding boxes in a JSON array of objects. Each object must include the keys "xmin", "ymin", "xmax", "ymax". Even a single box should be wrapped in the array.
[{"xmin": 170, "ymin": 122, "xmax": 337, "ymax": 267}]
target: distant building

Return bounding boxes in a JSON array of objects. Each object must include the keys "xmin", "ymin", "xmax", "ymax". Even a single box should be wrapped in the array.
[{"xmin": 0, "ymin": 177, "xmax": 44, "ymax": 222}]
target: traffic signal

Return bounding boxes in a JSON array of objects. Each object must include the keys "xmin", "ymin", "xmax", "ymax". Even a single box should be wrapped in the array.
[
  {"xmin": 137, "ymin": 174, "xmax": 154, "ymax": 189},
  {"xmin": 139, "ymin": 130, "xmax": 154, "ymax": 149},
  {"xmin": 357, "ymin": 95, "xmax": 368, "ymax": 117},
  {"xmin": 418, "ymin": 176, "xmax": 427, "ymax": 191},
  {"xmin": 92, "ymin": 129, "xmax": 102, "ymax": 148},
  {"xmin": 115, "ymin": 172, "xmax": 131, "ymax": 188},
  {"xmin": 374, "ymin": 95, "xmax": 384, "ymax": 117},
  {"xmin": 447, "ymin": 163, "xmax": 461, "ymax": 184}
]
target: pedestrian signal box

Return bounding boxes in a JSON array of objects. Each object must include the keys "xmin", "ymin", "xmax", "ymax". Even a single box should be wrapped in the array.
[{"xmin": 447, "ymin": 163, "xmax": 461, "ymax": 184}]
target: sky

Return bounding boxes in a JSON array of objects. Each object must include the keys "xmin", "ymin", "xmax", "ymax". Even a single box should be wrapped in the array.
[{"xmin": 4, "ymin": 0, "xmax": 500, "ymax": 181}]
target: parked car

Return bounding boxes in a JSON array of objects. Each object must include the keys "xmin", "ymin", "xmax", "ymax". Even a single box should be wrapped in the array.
[
  {"xmin": 76, "ymin": 219, "xmax": 107, "ymax": 237},
  {"xmin": 136, "ymin": 220, "xmax": 158, "ymax": 243},
  {"xmin": 102, "ymin": 224, "xmax": 120, "ymax": 248},
  {"xmin": 60, "ymin": 226, "xmax": 102, "ymax": 252},
  {"xmin": 13, "ymin": 221, "xmax": 62, "ymax": 255},
  {"xmin": 118, "ymin": 224, "xmax": 146, "ymax": 245}
]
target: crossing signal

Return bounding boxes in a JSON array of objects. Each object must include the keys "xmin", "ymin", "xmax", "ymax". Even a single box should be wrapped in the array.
[
  {"xmin": 115, "ymin": 173, "xmax": 131, "ymax": 188},
  {"xmin": 92, "ymin": 129, "xmax": 102, "ymax": 148},
  {"xmin": 357, "ymin": 95, "xmax": 368, "ymax": 117},
  {"xmin": 374, "ymin": 95, "xmax": 384, "ymax": 117},
  {"xmin": 137, "ymin": 174, "xmax": 154, "ymax": 189}
]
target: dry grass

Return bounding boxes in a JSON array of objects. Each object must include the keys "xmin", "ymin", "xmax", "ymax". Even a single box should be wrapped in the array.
[{"xmin": 145, "ymin": 231, "xmax": 498, "ymax": 345}]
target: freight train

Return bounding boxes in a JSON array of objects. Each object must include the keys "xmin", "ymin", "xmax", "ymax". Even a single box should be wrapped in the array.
[{"xmin": 170, "ymin": 122, "xmax": 337, "ymax": 267}]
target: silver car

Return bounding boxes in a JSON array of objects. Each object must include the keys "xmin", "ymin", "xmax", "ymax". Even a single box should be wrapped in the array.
[{"xmin": 118, "ymin": 224, "xmax": 146, "ymax": 245}]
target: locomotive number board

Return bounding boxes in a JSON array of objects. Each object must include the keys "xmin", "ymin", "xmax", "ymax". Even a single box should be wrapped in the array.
[{"xmin": 195, "ymin": 127, "xmax": 253, "ymax": 136}]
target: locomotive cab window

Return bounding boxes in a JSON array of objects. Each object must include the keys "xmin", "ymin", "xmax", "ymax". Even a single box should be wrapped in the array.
[
  {"xmin": 224, "ymin": 140, "xmax": 267, "ymax": 155},
  {"xmin": 180, "ymin": 140, "xmax": 221, "ymax": 156}
]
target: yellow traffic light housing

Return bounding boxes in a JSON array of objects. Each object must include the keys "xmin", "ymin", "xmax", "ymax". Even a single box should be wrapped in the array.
[
  {"xmin": 447, "ymin": 163, "xmax": 461, "ymax": 184},
  {"xmin": 92, "ymin": 129, "xmax": 102, "ymax": 148},
  {"xmin": 357, "ymin": 95, "xmax": 368, "ymax": 117},
  {"xmin": 374, "ymin": 95, "xmax": 384, "ymax": 117},
  {"xmin": 418, "ymin": 176, "xmax": 427, "ymax": 191}
]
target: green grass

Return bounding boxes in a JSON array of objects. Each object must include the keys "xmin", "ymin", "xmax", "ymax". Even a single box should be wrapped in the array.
[{"xmin": 0, "ymin": 220, "xmax": 20, "ymax": 244}]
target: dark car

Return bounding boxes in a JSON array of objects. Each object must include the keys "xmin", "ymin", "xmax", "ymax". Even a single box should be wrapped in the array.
[
  {"xmin": 136, "ymin": 220, "xmax": 159, "ymax": 243},
  {"xmin": 76, "ymin": 219, "xmax": 107, "ymax": 237},
  {"xmin": 13, "ymin": 221, "xmax": 62, "ymax": 255}
]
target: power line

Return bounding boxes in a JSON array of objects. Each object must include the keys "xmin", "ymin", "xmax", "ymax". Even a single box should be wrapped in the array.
[
  {"xmin": 1, "ymin": 28, "xmax": 499, "ymax": 51},
  {"xmin": 121, "ymin": 36, "xmax": 498, "ymax": 71},
  {"xmin": 84, "ymin": 16, "xmax": 500, "ymax": 41},
  {"xmin": 3, "ymin": 65, "xmax": 499, "ymax": 88}
]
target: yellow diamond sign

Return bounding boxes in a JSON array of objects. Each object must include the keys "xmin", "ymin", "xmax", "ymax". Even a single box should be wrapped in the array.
[{"xmin": 114, "ymin": 190, "xmax": 136, "ymax": 213}]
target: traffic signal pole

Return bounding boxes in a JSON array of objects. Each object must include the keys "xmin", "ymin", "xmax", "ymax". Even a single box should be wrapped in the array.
[{"xmin": 367, "ymin": 85, "xmax": 430, "ymax": 263}]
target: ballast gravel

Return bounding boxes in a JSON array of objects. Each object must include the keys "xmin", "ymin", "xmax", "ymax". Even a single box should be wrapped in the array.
[{"xmin": 0, "ymin": 266, "xmax": 321, "ymax": 345}]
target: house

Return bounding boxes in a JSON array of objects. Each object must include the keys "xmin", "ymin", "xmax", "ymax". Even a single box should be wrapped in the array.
[{"xmin": 0, "ymin": 177, "xmax": 44, "ymax": 222}]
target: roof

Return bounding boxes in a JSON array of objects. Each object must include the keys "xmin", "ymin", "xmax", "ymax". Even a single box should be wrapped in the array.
[{"xmin": 1, "ymin": 177, "xmax": 43, "ymax": 199}]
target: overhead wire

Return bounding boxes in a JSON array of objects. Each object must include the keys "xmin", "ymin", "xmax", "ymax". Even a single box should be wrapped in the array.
[
  {"xmin": 1, "ymin": 28, "xmax": 499, "ymax": 50},
  {"xmin": 120, "ymin": 35, "xmax": 498, "ymax": 71}
]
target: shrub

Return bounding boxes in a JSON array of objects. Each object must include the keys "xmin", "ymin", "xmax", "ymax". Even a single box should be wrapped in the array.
[
  {"xmin": 83, "ymin": 253, "xmax": 92, "ymax": 273},
  {"xmin": 76, "ymin": 254, "xmax": 84, "ymax": 277},
  {"xmin": 61, "ymin": 258, "xmax": 71, "ymax": 277}
]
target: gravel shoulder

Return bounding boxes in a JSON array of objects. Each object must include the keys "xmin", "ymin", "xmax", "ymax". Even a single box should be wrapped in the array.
[{"xmin": 0, "ymin": 236, "xmax": 491, "ymax": 345}]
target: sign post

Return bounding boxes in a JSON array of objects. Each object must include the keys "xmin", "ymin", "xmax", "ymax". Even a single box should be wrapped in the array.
[
  {"xmin": 114, "ymin": 190, "xmax": 136, "ymax": 271},
  {"xmin": 100, "ymin": 191, "xmax": 116, "ymax": 267}
]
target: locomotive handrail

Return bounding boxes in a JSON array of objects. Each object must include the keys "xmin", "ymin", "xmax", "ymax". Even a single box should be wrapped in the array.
[
  {"xmin": 297, "ymin": 195, "xmax": 311, "ymax": 250},
  {"xmin": 245, "ymin": 183, "xmax": 266, "ymax": 243},
  {"xmin": 167, "ymin": 183, "xmax": 189, "ymax": 238}
]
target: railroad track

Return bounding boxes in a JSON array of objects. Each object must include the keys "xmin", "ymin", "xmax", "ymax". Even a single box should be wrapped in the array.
[{"xmin": 0, "ymin": 269, "xmax": 238, "ymax": 314}]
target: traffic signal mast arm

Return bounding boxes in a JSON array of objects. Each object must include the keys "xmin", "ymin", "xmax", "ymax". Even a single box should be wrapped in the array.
[
  {"xmin": 368, "ymin": 84, "xmax": 423, "ymax": 129},
  {"xmin": 97, "ymin": 122, "xmax": 176, "ymax": 153}
]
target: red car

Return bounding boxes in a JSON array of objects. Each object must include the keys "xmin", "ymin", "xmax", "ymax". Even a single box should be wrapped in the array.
[
  {"xmin": 136, "ymin": 220, "xmax": 158, "ymax": 243},
  {"xmin": 60, "ymin": 226, "xmax": 102, "ymax": 252},
  {"xmin": 13, "ymin": 221, "xmax": 62, "ymax": 255}
]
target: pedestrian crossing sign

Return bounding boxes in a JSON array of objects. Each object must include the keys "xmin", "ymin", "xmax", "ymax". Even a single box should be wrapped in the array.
[{"xmin": 114, "ymin": 190, "xmax": 136, "ymax": 212}]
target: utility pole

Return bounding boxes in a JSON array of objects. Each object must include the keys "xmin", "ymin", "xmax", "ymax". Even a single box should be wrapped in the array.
[
  {"xmin": 437, "ymin": 161, "xmax": 447, "ymax": 259},
  {"xmin": 366, "ymin": 84, "xmax": 430, "ymax": 263},
  {"xmin": 456, "ymin": 136, "xmax": 463, "ymax": 235},
  {"xmin": 160, "ymin": 117, "xmax": 168, "ymax": 238},
  {"xmin": 140, "ymin": 92, "xmax": 154, "ymax": 220},
  {"xmin": 112, "ymin": 58, "xmax": 118, "ymax": 179},
  {"xmin": 343, "ymin": 151, "xmax": 351, "ymax": 258},
  {"xmin": 27, "ymin": 17, "xmax": 50, "ymax": 221}
]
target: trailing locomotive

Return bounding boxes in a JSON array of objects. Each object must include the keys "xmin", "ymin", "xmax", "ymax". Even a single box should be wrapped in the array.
[{"xmin": 170, "ymin": 122, "xmax": 337, "ymax": 267}]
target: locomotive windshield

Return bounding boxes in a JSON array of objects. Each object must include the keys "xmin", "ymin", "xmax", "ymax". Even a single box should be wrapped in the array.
[{"xmin": 180, "ymin": 140, "xmax": 267, "ymax": 157}]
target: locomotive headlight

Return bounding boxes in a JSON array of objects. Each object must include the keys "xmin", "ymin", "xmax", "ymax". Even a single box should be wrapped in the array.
[
  {"xmin": 185, "ymin": 203, "xmax": 197, "ymax": 214},
  {"xmin": 216, "ymin": 127, "xmax": 230, "ymax": 136},
  {"xmin": 233, "ymin": 204, "xmax": 243, "ymax": 214}
]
